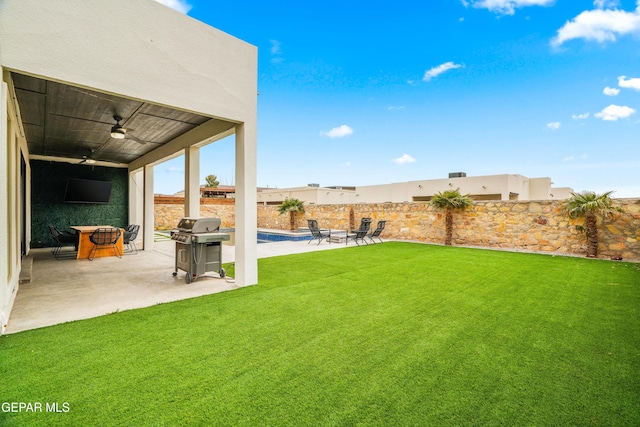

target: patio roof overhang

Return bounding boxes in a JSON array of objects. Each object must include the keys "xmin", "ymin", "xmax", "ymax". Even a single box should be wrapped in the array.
[{"xmin": 1, "ymin": 0, "xmax": 257, "ymax": 170}]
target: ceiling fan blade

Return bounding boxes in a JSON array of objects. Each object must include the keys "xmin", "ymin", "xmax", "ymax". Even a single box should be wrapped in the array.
[{"xmin": 125, "ymin": 134, "xmax": 147, "ymax": 145}]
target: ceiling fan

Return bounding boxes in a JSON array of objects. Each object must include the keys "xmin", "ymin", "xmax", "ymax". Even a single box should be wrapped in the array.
[
  {"xmin": 110, "ymin": 115, "xmax": 146, "ymax": 144},
  {"xmin": 79, "ymin": 149, "xmax": 97, "ymax": 164}
]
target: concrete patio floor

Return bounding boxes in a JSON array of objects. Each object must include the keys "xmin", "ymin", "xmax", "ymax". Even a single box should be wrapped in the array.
[{"xmin": 5, "ymin": 238, "xmax": 351, "ymax": 334}]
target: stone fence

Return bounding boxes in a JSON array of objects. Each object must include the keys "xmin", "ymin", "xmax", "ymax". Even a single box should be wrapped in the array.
[
  {"xmin": 155, "ymin": 197, "xmax": 640, "ymax": 261},
  {"xmin": 154, "ymin": 197, "xmax": 236, "ymax": 230}
]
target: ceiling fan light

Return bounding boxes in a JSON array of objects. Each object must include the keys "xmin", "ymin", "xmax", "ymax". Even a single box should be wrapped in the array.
[
  {"xmin": 85, "ymin": 159, "xmax": 97, "ymax": 164},
  {"xmin": 111, "ymin": 130, "xmax": 126, "ymax": 139}
]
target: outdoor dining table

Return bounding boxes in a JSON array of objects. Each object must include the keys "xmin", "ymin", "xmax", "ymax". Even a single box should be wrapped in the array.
[{"xmin": 70, "ymin": 225, "xmax": 124, "ymax": 260}]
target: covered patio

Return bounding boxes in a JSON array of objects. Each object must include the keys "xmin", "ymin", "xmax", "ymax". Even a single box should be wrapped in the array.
[
  {"xmin": 6, "ymin": 238, "xmax": 347, "ymax": 334},
  {"xmin": 7, "ymin": 242, "xmax": 238, "ymax": 334},
  {"xmin": 1, "ymin": 0, "xmax": 258, "ymax": 334}
]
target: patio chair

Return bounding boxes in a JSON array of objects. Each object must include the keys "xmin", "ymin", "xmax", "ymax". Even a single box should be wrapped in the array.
[
  {"xmin": 48, "ymin": 225, "xmax": 78, "ymax": 259},
  {"xmin": 367, "ymin": 220, "xmax": 387, "ymax": 244},
  {"xmin": 123, "ymin": 224, "xmax": 140, "ymax": 254},
  {"xmin": 346, "ymin": 228, "xmax": 369, "ymax": 246},
  {"xmin": 88, "ymin": 227, "xmax": 122, "ymax": 261},
  {"xmin": 351, "ymin": 217, "xmax": 371, "ymax": 233},
  {"xmin": 307, "ymin": 219, "xmax": 331, "ymax": 245}
]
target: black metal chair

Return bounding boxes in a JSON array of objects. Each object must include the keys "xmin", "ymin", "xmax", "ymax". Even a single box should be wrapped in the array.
[
  {"xmin": 352, "ymin": 217, "xmax": 372, "ymax": 233},
  {"xmin": 123, "ymin": 224, "xmax": 140, "ymax": 254},
  {"xmin": 346, "ymin": 217, "xmax": 372, "ymax": 246},
  {"xmin": 346, "ymin": 228, "xmax": 369, "ymax": 246},
  {"xmin": 48, "ymin": 225, "xmax": 78, "ymax": 259},
  {"xmin": 88, "ymin": 227, "xmax": 122, "ymax": 261},
  {"xmin": 367, "ymin": 220, "xmax": 387, "ymax": 244},
  {"xmin": 307, "ymin": 219, "xmax": 331, "ymax": 245}
]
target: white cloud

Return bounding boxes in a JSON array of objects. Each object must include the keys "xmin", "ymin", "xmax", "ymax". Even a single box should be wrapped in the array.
[
  {"xmin": 321, "ymin": 125, "xmax": 354, "ymax": 138},
  {"xmin": 388, "ymin": 105, "xmax": 405, "ymax": 110},
  {"xmin": 594, "ymin": 0, "xmax": 620, "ymax": 9},
  {"xmin": 603, "ymin": 86, "xmax": 620, "ymax": 96},
  {"xmin": 165, "ymin": 166, "xmax": 183, "ymax": 173},
  {"xmin": 594, "ymin": 104, "xmax": 636, "ymax": 121},
  {"xmin": 423, "ymin": 62, "xmax": 463, "ymax": 82},
  {"xmin": 551, "ymin": 6, "xmax": 640, "ymax": 47},
  {"xmin": 154, "ymin": 0, "xmax": 192, "ymax": 14},
  {"xmin": 572, "ymin": 112, "xmax": 590, "ymax": 120},
  {"xmin": 618, "ymin": 75, "xmax": 640, "ymax": 90},
  {"xmin": 341, "ymin": 161, "xmax": 351, "ymax": 167},
  {"xmin": 547, "ymin": 122, "xmax": 561, "ymax": 130},
  {"xmin": 562, "ymin": 155, "xmax": 575, "ymax": 162},
  {"xmin": 270, "ymin": 40, "xmax": 282, "ymax": 55},
  {"xmin": 462, "ymin": 0, "xmax": 554, "ymax": 16},
  {"xmin": 269, "ymin": 40, "xmax": 284, "ymax": 63},
  {"xmin": 392, "ymin": 154, "xmax": 417, "ymax": 165}
]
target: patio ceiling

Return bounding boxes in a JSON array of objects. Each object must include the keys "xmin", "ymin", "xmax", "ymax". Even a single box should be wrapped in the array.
[{"xmin": 11, "ymin": 72, "xmax": 213, "ymax": 166}]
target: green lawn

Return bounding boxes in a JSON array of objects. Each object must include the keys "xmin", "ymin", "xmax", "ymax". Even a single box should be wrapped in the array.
[{"xmin": 1, "ymin": 242, "xmax": 639, "ymax": 426}]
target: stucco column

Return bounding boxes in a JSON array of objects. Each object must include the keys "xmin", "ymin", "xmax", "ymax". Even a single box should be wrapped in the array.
[
  {"xmin": 0, "ymin": 80, "xmax": 9, "ymax": 332},
  {"xmin": 143, "ymin": 164, "xmax": 155, "ymax": 251},
  {"xmin": 7, "ymin": 105, "xmax": 16, "ymax": 270},
  {"xmin": 184, "ymin": 146, "xmax": 200, "ymax": 218},
  {"xmin": 234, "ymin": 122, "xmax": 258, "ymax": 287},
  {"xmin": 128, "ymin": 168, "xmax": 144, "ymax": 248}
]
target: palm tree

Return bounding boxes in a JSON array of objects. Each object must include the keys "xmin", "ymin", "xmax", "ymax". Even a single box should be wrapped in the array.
[
  {"xmin": 278, "ymin": 198, "xmax": 305, "ymax": 231},
  {"xmin": 563, "ymin": 191, "xmax": 622, "ymax": 258},
  {"xmin": 430, "ymin": 189, "xmax": 473, "ymax": 246}
]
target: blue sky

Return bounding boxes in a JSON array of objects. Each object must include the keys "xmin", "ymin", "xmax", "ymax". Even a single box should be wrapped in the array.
[{"xmin": 153, "ymin": 0, "xmax": 640, "ymax": 197}]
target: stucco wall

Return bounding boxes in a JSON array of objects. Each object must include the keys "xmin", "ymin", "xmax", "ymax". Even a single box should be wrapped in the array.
[
  {"xmin": 155, "ymin": 198, "xmax": 640, "ymax": 261},
  {"xmin": 257, "ymin": 174, "xmax": 574, "ymax": 205},
  {"xmin": 0, "ymin": 0, "xmax": 257, "ymax": 124}
]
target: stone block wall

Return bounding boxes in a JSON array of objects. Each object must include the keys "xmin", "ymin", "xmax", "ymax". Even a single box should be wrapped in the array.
[
  {"xmin": 154, "ymin": 198, "xmax": 236, "ymax": 230},
  {"xmin": 156, "ymin": 197, "xmax": 640, "ymax": 261}
]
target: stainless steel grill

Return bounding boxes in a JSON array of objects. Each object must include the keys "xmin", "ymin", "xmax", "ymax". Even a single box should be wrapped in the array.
[{"xmin": 171, "ymin": 217, "xmax": 230, "ymax": 283}]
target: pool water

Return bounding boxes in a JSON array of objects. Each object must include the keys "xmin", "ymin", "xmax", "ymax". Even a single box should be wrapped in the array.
[{"xmin": 257, "ymin": 231, "xmax": 313, "ymax": 244}]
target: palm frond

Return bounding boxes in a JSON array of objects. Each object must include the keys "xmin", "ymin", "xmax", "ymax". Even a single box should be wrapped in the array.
[
  {"xmin": 277, "ymin": 198, "xmax": 305, "ymax": 215},
  {"xmin": 430, "ymin": 189, "xmax": 473, "ymax": 211},
  {"xmin": 563, "ymin": 191, "xmax": 622, "ymax": 219}
]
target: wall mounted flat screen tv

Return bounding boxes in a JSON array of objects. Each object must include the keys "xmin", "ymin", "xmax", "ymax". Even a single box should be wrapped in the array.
[{"xmin": 63, "ymin": 178, "xmax": 112, "ymax": 204}]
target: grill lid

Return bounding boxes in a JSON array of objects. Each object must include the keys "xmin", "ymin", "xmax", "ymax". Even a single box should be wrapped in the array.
[{"xmin": 176, "ymin": 217, "xmax": 221, "ymax": 234}]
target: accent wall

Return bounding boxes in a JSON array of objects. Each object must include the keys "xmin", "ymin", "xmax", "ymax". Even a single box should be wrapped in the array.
[{"xmin": 30, "ymin": 160, "xmax": 128, "ymax": 248}]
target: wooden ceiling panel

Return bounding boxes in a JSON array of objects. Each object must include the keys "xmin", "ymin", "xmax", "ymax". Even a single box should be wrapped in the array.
[
  {"xmin": 14, "ymin": 89, "xmax": 46, "ymax": 126},
  {"xmin": 45, "ymin": 114, "xmax": 110, "ymax": 144},
  {"xmin": 10, "ymin": 72, "xmax": 220, "ymax": 166},
  {"xmin": 12, "ymin": 73, "xmax": 46, "ymax": 93},
  {"xmin": 139, "ymin": 104, "xmax": 210, "ymax": 125},
  {"xmin": 126, "ymin": 114, "xmax": 198, "ymax": 144},
  {"xmin": 23, "ymin": 124, "xmax": 44, "ymax": 152},
  {"xmin": 47, "ymin": 83, "xmax": 143, "ymax": 124}
]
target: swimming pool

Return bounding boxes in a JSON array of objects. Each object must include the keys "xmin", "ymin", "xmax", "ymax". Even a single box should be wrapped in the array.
[{"xmin": 257, "ymin": 230, "xmax": 313, "ymax": 243}]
